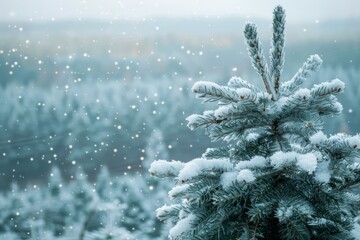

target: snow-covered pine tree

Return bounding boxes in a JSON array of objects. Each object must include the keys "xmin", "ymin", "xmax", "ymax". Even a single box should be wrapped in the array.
[
  {"xmin": 48, "ymin": 166, "xmax": 63, "ymax": 197},
  {"xmin": 144, "ymin": 129, "xmax": 169, "ymax": 170},
  {"xmin": 150, "ymin": 6, "xmax": 360, "ymax": 240}
]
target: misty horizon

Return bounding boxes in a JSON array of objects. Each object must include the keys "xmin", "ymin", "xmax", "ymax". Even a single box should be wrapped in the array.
[{"xmin": 1, "ymin": 0, "xmax": 360, "ymax": 23}]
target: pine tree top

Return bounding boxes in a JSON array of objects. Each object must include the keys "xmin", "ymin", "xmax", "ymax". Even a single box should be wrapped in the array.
[{"xmin": 185, "ymin": 5, "xmax": 343, "ymax": 150}]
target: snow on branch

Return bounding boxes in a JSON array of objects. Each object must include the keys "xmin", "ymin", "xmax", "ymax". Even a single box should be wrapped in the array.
[
  {"xmin": 156, "ymin": 204, "xmax": 181, "ymax": 221},
  {"xmin": 270, "ymin": 151, "xmax": 318, "ymax": 173},
  {"xmin": 316, "ymin": 98, "xmax": 343, "ymax": 116},
  {"xmin": 270, "ymin": 151, "xmax": 298, "ymax": 169},
  {"xmin": 214, "ymin": 105, "xmax": 236, "ymax": 120},
  {"xmin": 169, "ymin": 214, "xmax": 196, "ymax": 239},
  {"xmin": 220, "ymin": 172, "xmax": 238, "ymax": 189},
  {"xmin": 235, "ymin": 156, "xmax": 268, "ymax": 170},
  {"xmin": 311, "ymin": 132, "xmax": 360, "ymax": 155},
  {"xmin": 270, "ymin": 5, "xmax": 286, "ymax": 94},
  {"xmin": 192, "ymin": 81, "xmax": 251, "ymax": 104},
  {"xmin": 178, "ymin": 158, "xmax": 233, "ymax": 182},
  {"xmin": 212, "ymin": 93, "xmax": 265, "ymax": 121},
  {"xmin": 187, "ymin": 91, "xmax": 262, "ymax": 132},
  {"xmin": 186, "ymin": 111, "xmax": 217, "ymax": 130},
  {"xmin": 274, "ymin": 88, "xmax": 311, "ymax": 114},
  {"xmin": 220, "ymin": 168, "xmax": 257, "ymax": 189},
  {"xmin": 236, "ymin": 169, "xmax": 256, "ymax": 182},
  {"xmin": 304, "ymin": 79, "xmax": 345, "ymax": 115},
  {"xmin": 244, "ymin": 22, "xmax": 276, "ymax": 99},
  {"xmin": 281, "ymin": 54, "xmax": 322, "ymax": 96},
  {"xmin": 227, "ymin": 76, "xmax": 261, "ymax": 93},
  {"xmin": 296, "ymin": 153, "xmax": 318, "ymax": 174},
  {"xmin": 168, "ymin": 184, "xmax": 190, "ymax": 199},
  {"xmin": 149, "ymin": 160, "xmax": 185, "ymax": 178},
  {"xmin": 293, "ymin": 88, "xmax": 311, "ymax": 100},
  {"xmin": 213, "ymin": 101, "xmax": 256, "ymax": 120},
  {"xmin": 347, "ymin": 135, "xmax": 360, "ymax": 150},
  {"xmin": 310, "ymin": 78, "xmax": 345, "ymax": 97},
  {"xmin": 309, "ymin": 131, "xmax": 327, "ymax": 145},
  {"xmin": 314, "ymin": 161, "xmax": 331, "ymax": 183}
]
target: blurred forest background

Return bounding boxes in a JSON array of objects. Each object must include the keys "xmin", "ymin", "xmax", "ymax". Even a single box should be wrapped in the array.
[{"xmin": 0, "ymin": 1, "xmax": 359, "ymax": 238}]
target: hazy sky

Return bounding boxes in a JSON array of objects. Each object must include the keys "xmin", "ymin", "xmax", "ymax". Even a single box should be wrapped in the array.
[{"xmin": 1, "ymin": 0, "xmax": 360, "ymax": 22}]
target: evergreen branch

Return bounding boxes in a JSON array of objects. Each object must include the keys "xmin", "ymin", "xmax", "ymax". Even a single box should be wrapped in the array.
[
  {"xmin": 214, "ymin": 94, "xmax": 259, "ymax": 117},
  {"xmin": 186, "ymin": 176, "xmax": 219, "ymax": 200},
  {"xmin": 281, "ymin": 54, "xmax": 322, "ymax": 96},
  {"xmin": 244, "ymin": 23, "xmax": 277, "ymax": 99},
  {"xmin": 274, "ymin": 89, "xmax": 311, "ymax": 118},
  {"xmin": 210, "ymin": 121, "xmax": 271, "ymax": 142},
  {"xmin": 203, "ymin": 147, "xmax": 231, "ymax": 159},
  {"xmin": 310, "ymin": 79, "xmax": 344, "ymax": 97},
  {"xmin": 337, "ymin": 172, "xmax": 360, "ymax": 191},
  {"xmin": 279, "ymin": 219, "xmax": 310, "ymax": 240},
  {"xmin": 186, "ymin": 112, "xmax": 220, "ymax": 131},
  {"xmin": 308, "ymin": 217, "xmax": 346, "ymax": 234},
  {"xmin": 156, "ymin": 204, "xmax": 181, "ymax": 221},
  {"xmin": 213, "ymin": 183, "xmax": 251, "ymax": 206},
  {"xmin": 192, "ymin": 81, "xmax": 248, "ymax": 104},
  {"xmin": 277, "ymin": 120, "xmax": 318, "ymax": 137},
  {"xmin": 308, "ymin": 94, "xmax": 343, "ymax": 116},
  {"xmin": 189, "ymin": 210, "xmax": 226, "ymax": 239},
  {"xmin": 213, "ymin": 100, "xmax": 263, "ymax": 121},
  {"xmin": 270, "ymin": 6, "xmax": 286, "ymax": 95},
  {"xmin": 228, "ymin": 77, "xmax": 261, "ymax": 93},
  {"xmin": 247, "ymin": 202, "xmax": 275, "ymax": 223}
]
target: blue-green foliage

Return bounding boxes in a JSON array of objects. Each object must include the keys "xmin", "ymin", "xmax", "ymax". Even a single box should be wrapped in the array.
[
  {"xmin": 270, "ymin": 6, "xmax": 286, "ymax": 95},
  {"xmin": 151, "ymin": 6, "xmax": 360, "ymax": 240}
]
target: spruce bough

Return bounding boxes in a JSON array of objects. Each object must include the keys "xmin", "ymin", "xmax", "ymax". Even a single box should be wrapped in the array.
[{"xmin": 150, "ymin": 6, "xmax": 360, "ymax": 240}]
